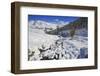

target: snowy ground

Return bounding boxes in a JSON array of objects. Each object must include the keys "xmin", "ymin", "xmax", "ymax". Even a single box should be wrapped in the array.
[{"xmin": 28, "ymin": 27, "xmax": 88, "ymax": 61}]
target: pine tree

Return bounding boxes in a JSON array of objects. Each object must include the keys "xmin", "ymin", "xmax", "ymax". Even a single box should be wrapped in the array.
[
  {"xmin": 56, "ymin": 26, "xmax": 60, "ymax": 35},
  {"xmin": 70, "ymin": 27, "xmax": 75, "ymax": 39}
]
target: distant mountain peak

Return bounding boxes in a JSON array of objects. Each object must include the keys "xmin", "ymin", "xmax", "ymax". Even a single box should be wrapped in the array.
[{"xmin": 28, "ymin": 20, "xmax": 69, "ymax": 30}]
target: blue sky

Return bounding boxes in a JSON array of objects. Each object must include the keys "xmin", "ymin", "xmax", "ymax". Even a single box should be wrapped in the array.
[{"xmin": 28, "ymin": 14, "xmax": 80, "ymax": 24}]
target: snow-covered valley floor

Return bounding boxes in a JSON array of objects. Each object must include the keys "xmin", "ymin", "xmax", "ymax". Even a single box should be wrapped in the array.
[{"xmin": 28, "ymin": 28, "xmax": 88, "ymax": 61}]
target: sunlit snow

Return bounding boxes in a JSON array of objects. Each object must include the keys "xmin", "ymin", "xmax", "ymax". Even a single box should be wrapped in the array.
[{"xmin": 28, "ymin": 20, "xmax": 88, "ymax": 61}]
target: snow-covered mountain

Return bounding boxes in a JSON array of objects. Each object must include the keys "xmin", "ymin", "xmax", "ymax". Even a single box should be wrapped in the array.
[
  {"xmin": 28, "ymin": 18, "xmax": 88, "ymax": 61},
  {"xmin": 28, "ymin": 20, "xmax": 69, "ymax": 30}
]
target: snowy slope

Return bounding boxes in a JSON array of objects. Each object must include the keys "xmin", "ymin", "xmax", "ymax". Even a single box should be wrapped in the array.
[
  {"xmin": 28, "ymin": 29, "xmax": 88, "ymax": 60},
  {"xmin": 28, "ymin": 20, "xmax": 88, "ymax": 61},
  {"xmin": 29, "ymin": 28, "xmax": 59, "ymax": 51}
]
